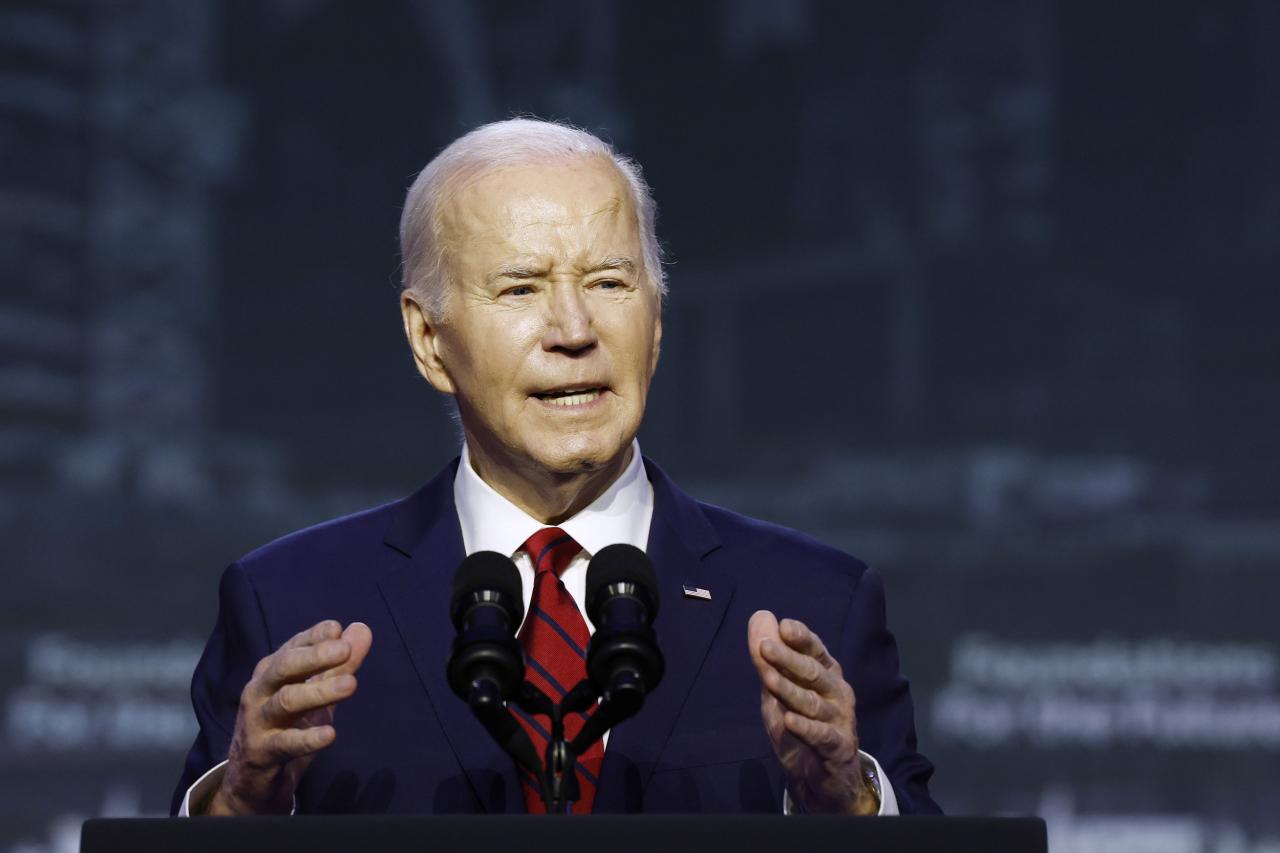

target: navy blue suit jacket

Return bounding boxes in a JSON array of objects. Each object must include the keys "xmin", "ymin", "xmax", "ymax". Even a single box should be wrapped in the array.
[{"xmin": 173, "ymin": 457, "xmax": 939, "ymax": 815}]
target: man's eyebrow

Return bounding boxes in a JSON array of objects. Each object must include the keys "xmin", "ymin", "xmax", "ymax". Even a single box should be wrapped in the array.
[
  {"xmin": 582, "ymin": 256, "xmax": 637, "ymax": 276},
  {"xmin": 486, "ymin": 257, "xmax": 637, "ymax": 283},
  {"xmin": 488, "ymin": 263, "xmax": 547, "ymax": 283}
]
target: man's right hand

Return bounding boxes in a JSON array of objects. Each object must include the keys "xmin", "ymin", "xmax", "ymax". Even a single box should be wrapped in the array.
[{"xmin": 205, "ymin": 619, "xmax": 373, "ymax": 816}]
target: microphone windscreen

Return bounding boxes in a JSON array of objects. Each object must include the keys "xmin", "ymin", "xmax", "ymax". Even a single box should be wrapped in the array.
[
  {"xmin": 451, "ymin": 551, "xmax": 523, "ymax": 626},
  {"xmin": 586, "ymin": 544, "xmax": 660, "ymax": 618}
]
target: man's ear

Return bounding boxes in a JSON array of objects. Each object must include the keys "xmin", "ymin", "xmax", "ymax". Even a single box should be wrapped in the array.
[
  {"xmin": 400, "ymin": 291, "xmax": 456, "ymax": 395},
  {"xmin": 648, "ymin": 306, "xmax": 663, "ymax": 379}
]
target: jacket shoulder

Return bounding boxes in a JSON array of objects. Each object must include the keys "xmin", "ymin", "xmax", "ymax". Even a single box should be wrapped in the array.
[
  {"xmin": 235, "ymin": 496, "xmax": 409, "ymax": 582},
  {"xmin": 696, "ymin": 500, "xmax": 870, "ymax": 587}
]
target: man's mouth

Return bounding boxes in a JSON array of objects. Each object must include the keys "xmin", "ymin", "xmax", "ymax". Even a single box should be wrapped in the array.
[{"xmin": 532, "ymin": 387, "xmax": 606, "ymax": 407}]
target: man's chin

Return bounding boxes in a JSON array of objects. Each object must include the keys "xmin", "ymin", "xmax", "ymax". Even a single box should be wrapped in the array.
[{"xmin": 531, "ymin": 438, "xmax": 632, "ymax": 478}]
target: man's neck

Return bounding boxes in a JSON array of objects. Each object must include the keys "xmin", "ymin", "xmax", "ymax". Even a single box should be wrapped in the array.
[{"xmin": 463, "ymin": 441, "xmax": 634, "ymax": 525}]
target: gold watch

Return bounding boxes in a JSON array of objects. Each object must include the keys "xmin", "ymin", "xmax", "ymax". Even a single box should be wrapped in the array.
[{"xmin": 860, "ymin": 763, "xmax": 882, "ymax": 813}]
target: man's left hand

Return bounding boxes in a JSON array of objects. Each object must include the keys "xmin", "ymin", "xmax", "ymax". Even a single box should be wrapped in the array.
[{"xmin": 748, "ymin": 610, "xmax": 879, "ymax": 815}]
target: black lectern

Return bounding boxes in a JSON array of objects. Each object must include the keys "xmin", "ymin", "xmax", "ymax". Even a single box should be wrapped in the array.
[{"xmin": 82, "ymin": 815, "xmax": 1047, "ymax": 853}]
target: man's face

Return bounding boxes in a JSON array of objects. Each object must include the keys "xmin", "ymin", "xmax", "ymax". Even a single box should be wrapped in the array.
[{"xmin": 417, "ymin": 157, "xmax": 662, "ymax": 480}]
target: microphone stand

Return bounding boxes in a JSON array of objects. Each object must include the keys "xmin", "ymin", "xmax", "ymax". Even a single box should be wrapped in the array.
[{"xmin": 513, "ymin": 674, "xmax": 648, "ymax": 814}]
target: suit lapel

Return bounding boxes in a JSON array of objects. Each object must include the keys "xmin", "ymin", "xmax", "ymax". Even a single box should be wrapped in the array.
[
  {"xmin": 595, "ymin": 457, "xmax": 735, "ymax": 811},
  {"xmin": 377, "ymin": 459, "xmax": 522, "ymax": 812}
]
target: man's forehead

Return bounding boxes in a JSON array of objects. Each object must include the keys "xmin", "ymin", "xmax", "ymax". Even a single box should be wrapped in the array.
[
  {"xmin": 445, "ymin": 160, "xmax": 631, "ymax": 223},
  {"xmin": 440, "ymin": 161, "xmax": 640, "ymax": 260},
  {"xmin": 502, "ymin": 193, "xmax": 627, "ymax": 232}
]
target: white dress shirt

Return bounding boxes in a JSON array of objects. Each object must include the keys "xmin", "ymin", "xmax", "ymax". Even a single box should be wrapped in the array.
[
  {"xmin": 454, "ymin": 439, "xmax": 654, "ymax": 640},
  {"xmin": 181, "ymin": 439, "xmax": 897, "ymax": 815}
]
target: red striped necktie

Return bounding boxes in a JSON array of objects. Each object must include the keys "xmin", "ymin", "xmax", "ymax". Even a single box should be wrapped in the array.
[{"xmin": 514, "ymin": 527, "xmax": 604, "ymax": 814}]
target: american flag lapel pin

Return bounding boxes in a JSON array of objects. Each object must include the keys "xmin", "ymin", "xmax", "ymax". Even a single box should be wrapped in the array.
[{"xmin": 682, "ymin": 584, "xmax": 712, "ymax": 601}]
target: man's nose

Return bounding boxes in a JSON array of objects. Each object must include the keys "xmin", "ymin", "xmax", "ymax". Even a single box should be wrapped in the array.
[{"xmin": 542, "ymin": 285, "xmax": 598, "ymax": 352}]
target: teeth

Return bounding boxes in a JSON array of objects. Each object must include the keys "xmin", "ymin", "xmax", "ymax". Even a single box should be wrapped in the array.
[{"xmin": 543, "ymin": 389, "xmax": 601, "ymax": 407}]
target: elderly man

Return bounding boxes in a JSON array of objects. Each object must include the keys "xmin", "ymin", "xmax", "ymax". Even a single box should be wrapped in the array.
[{"xmin": 173, "ymin": 119, "xmax": 939, "ymax": 817}]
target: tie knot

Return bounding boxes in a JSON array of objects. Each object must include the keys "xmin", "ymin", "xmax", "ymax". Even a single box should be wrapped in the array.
[{"xmin": 521, "ymin": 527, "xmax": 581, "ymax": 578}]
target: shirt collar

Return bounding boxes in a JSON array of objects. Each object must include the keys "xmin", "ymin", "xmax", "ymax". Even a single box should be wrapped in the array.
[{"xmin": 454, "ymin": 438, "xmax": 652, "ymax": 559}]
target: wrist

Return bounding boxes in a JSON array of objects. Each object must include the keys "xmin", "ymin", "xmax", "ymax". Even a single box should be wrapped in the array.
[
  {"xmin": 206, "ymin": 780, "xmax": 290, "ymax": 817},
  {"xmin": 203, "ymin": 786, "xmax": 241, "ymax": 817}
]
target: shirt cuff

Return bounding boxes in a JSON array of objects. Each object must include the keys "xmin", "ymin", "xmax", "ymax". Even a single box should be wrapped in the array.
[
  {"xmin": 178, "ymin": 760, "xmax": 228, "ymax": 816},
  {"xmin": 178, "ymin": 760, "xmax": 298, "ymax": 816},
  {"xmin": 781, "ymin": 750, "xmax": 899, "ymax": 816}
]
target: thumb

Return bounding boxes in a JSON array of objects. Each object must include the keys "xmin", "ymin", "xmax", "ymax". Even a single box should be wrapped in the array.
[
  {"xmin": 331, "ymin": 622, "xmax": 373, "ymax": 677},
  {"xmin": 747, "ymin": 610, "xmax": 780, "ymax": 668}
]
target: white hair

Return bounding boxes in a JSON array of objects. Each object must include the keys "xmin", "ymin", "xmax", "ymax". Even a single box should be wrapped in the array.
[{"xmin": 399, "ymin": 118, "xmax": 666, "ymax": 319}]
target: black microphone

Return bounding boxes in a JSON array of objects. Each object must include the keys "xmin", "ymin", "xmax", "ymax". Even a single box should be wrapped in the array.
[
  {"xmin": 447, "ymin": 551, "xmax": 525, "ymax": 701},
  {"xmin": 584, "ymin": 544, "xmax": 665, "ymax": 714},
  {"xmin": 447, "ymin": 551, "xmax": 540, "ymax": 775}
]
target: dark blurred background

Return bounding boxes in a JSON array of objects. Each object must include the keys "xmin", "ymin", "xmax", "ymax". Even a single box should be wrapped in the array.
[{"xmin": 2, "ymin": 0, "xmax": 1278, "ymax": 849}]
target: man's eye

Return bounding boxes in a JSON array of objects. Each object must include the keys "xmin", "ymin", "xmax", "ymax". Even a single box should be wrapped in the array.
[
  {"xmin": 595, "ymin": 279, "xmax": 622, "ymax": 290},
  {"xmin": 505, "ymin": 285, "xmax": 534, "ymax": 296}
]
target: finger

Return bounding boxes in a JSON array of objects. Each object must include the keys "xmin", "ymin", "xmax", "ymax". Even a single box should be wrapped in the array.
[
  {"xmin": 262, "ymin": 639, "xmax": 352, "ymax": 690},
  {"xmin": 783, "ymin": 711, "xmax": 851, "ymax": 760},
  {"xmin": 779, "ymin": 618, "xmax": 837, "ymax": 670},
  {"xmin": 760, "ymin": 636, "xmax": 840, "ymax": 697},
  {"xmin": 250, "ymin": 621, "xmax": 345, "ymax": 686},
  {"xmin": 761, "ymin": 663, "xmax": 837, "ymax": 722},
  {"xmin": 759, "ymin": 689, "xmax": 788, "ymax": 744},
  {"xmin": 262, "ymin": 674, "xmax": 357, "ymax": 723},
  {"xmin": 284, "ymin": 620, "xmax": 343, "ymax": 651},
  {"xmin": 262, "ymin": 724, "xmax": 337, "ymax": 762}
]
